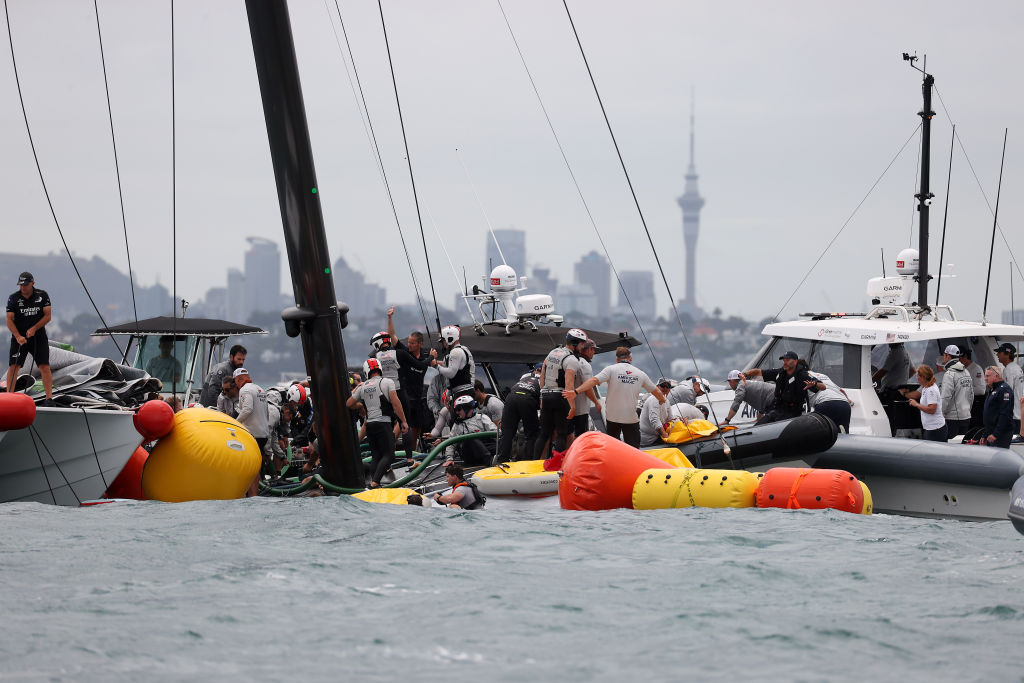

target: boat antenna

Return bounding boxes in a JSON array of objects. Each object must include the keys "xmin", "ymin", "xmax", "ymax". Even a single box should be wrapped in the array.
[
  {"xmin": 982, "ymin": 128, "xmax": 1009, "ymax": 324},
  {"xmin": 324, "ymin": 0, "xmax": 431, "ymax": 336},
  {"xmin": 423, "ymin": 199, "xmax": 482, "ymax": 326},
  {"xmin": 377, "ymin": 0, "xmax": 442, "ymax": 339},
  {"xmin": 1011, "ymin": 260, "xmax": 1015, "ymax": 326},
  {"xmin": 496, "ymin": 0, "xmax": 666, "ymax": 379},
  {"xmin": 881, "ymin": 248, "xmax": 886, "ymax": 277},
  {"xmin": 171, "ymin": 0, "xmax": 179, "ymax": 402},
  {"xmin": 904, "ymin": 52, "xmax": 934, "ymax": 314},
  {"xmin": 455, "ymin": 147, "xmax": 507, "ymax": 266},
  {"xmin": 935, "ymin": 124, "xmax": 956, "ymax": 305}
]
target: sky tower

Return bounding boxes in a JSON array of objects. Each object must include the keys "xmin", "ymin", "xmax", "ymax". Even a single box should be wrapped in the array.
[{"xmin": 676, "ymin": 97, "xmax": 705, "ymax": 313}]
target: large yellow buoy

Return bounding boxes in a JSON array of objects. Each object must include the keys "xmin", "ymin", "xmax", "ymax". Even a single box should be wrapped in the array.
[
  {"xmin": 632, "ymin": 468, "xmax": 762, "ymax": 510},
  {"xmin": 142, "ymin": 407, "xmax": 262, "ymax": 502}
]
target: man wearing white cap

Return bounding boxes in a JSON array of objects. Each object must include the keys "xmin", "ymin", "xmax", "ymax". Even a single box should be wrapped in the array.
[
  {"xmin": 234, "ymin": 367, "xmax": 270, "ymax": 470},
  {"xmin": 938, "ymin": 344, "xmax": 973, "ymax": 437},
  {"xmin": 723, "ymin": 370, "xmax": 747, "ymax": 425}
]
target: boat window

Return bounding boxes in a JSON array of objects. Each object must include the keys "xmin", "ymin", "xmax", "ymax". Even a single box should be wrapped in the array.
[
  {"xmin": 757, "ymin": 338, "xmax": 861, "ymax": 387},
  {"xmin": 486, "ymin": 362, "xmax": 536, "ymax": 399},
  {"xmin": 135, "ymin": 335, "xmax": 194, "ymax": 394}
]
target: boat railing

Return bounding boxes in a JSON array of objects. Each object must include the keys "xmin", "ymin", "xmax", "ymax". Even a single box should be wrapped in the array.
[{"xmin": 865, "ymin": 303, "xmax": 958, "ymax": 322}]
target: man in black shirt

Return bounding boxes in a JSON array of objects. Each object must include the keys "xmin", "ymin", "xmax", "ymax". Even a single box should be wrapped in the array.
[
  {"xmin": 6, "ymin": 272, "xmax": 53, "ymax": 401},
  {"xmin": 743, "ymin": 351, "xmax": 818, "ymax": 424},
  {"xmin": 386, "ymin": 306, "xmax": 436, "ymax": 459}
]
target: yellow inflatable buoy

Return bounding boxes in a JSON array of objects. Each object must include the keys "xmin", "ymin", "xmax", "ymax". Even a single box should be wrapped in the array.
[
  {"xmin": 632, "ymin": 468, "xmax": 762, "ymax": 510},
  {"xmin": 351, "ymin": 487, "xmax": 420, "ymax": 505},
  {"xmin": 142, "ymin": 407, "xmax": 262, "ymax": 502}
]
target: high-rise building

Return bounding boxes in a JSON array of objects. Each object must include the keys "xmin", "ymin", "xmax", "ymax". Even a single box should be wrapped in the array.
[
  {"xmin": 485, "ymin": 229, "xmax": 526, "ymax": 280},
  {"xmin": 529, "ymin": 266, "xmax": 559, "ymax": 310},
  {"xmin": 334, "ymin": 256, "xmax": 386, "ymax": 317},
  {"xmin": 676, "ymin": 98, "xmax": 705, "ymax": 316},
  {"xmin": 1002, "ymin": 310, "xmax": 1024, "ymax": 325},
  {"xmin": 244, "ymin": 237, "xmax": 281, "ymax": 316},
  {"xmin": 558, "ymin": 283, "xmax": 598, "ymax": 318},
  {"xmin": 575, "ymin": 251, "xmax": 611, "ymax": 318},
  {"xmin": 617, "ymin": 270, "xmax": 656, "ymax": 319},
  {"xmin": 226, "ymin": 268, "xmax": 246, "ymax": 322}
]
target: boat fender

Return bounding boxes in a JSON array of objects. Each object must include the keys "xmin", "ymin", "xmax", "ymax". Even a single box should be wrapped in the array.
[
  {"xmin": 756, "ymin": 468, "xmax": 865, "ymax": 515},
  {"xmin": 103, "ymin": 446, "xmax": 149, "ymax": 500},
  {"xmin": 632, "ymin": 468, "xmax": 761, "ymax": 510},
  {"xmin": 134, "ymin": 399, "xmax": 175, "ymax": 441},
  {"xmin": 0, "ymin": 392, "xmax": 36, "ymax": 431},
  {"xmin": 142, "ymin": 407, "xmax": 262, "ymax": 502},
  {"xmin": 1008, "ymin": 475, "xmax": 1024, "ymax": 535}
]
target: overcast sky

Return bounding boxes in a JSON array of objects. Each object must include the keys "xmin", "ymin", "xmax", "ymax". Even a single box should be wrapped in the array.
[{"xmin": 2, "ymin": 0, "xmax": 1023, "ymax": 325}]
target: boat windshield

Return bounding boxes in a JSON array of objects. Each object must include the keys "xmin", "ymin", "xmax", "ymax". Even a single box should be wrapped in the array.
[
  {"xmin": 134, "ymin": 335, "xmax": 195, "ymax": 394},
  {"xmin": 754, "ymin": 338, "xmax": 861, "ymax": 387}
]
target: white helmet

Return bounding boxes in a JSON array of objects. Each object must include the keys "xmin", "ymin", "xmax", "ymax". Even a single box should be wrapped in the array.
[
  {"xmin": 441, "ymin": 325, "xmax": 461, "ymax": 346},
  {"xmin": 363, "ymin": 358, "xmax": 382, "ymax": 377},
  {"xmin": 453, "ymin": 395, "xmax": 477, "ymax": 417},
  {"xmin": 286, "ymin": 384, "xmax": 308, "ymax": 405},
  {"xmin": 370, "ymin": 331, "xmax": 392, "ymax": 351},
  {"xmin": 691, "ymin": 376, "xmax": 711, "ymax": 394},
  {"xmin": 566, "ymin": 328, "xmax": 587, "ymax": 347}
]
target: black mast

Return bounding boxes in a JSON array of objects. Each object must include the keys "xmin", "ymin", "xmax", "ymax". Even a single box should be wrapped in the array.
[
  {"xmin": 907, "ymin": 53, "xmax": 935, "ymax": 311},
  {"xmin": 245, "ymin": 0, "xmax": 362, "ymax": 487}
]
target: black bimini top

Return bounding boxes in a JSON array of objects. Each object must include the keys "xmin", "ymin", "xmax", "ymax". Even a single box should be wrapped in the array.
[
  {"xmin": 93, "ymin": 316, "xmax": 267, "ymax": 338},
  {"xmin": 443, "ymin": 324, "xmax": 640, "ymax": 364}
]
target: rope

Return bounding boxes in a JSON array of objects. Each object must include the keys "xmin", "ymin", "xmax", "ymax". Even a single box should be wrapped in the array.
[
  {"xmin": 27, "ymin": 427, "xmax": 57, "ymax": 505},
  {"xmin": 324, "ymin": 0, "xmax": 430, "ymax": 335},
  {"xmin": 92, "ymin": 0, "xmax": 139, "ymax": 330},
  {"xmin": 496, "ymin": 0, "xmax": 665, "ymax": 379},
  {"xmin": 2, "ymin": 0, "xmax": 123, "ymax": 356},
  {"xmin": 377, "ymin": 0, "xmax": 442, "ymax": 338},
  {"xmin": 80, "ymin": 407, "xmax": 110, "ymax": 492},
  {"xmin": 771, "ymin": 125, "xmax": 921, "ymax": 321},
  {"xmin": 29, "ymin": 425, "xmax": 81, "ymax": 505}
]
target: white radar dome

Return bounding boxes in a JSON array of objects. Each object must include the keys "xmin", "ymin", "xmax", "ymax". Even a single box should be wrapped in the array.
[
  {"xmin": 895, "ymin": 248, "xmax": 919, "ymax": 276},
  {"xmin": 489, "ymin": 264, "xmax": 518, "ymax": 292}
]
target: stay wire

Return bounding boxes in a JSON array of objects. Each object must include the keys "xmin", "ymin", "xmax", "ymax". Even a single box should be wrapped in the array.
[
  {"xmin": 908, "ymin": 131, "xmax": 922, "ymax": 246},
  {"xmin": 935, "ymin": 124, "xmax": 955, "ymax": 305},
  {"xmin": 561, "ymin": 1, "xmax": 699, "ymax": 379},
  {"xmin": 772, "ymin": 125, "xmax": 922, "ymax": 321},
  {"xmin": 377, "ymin": 0, "xmax": 442, "ymax": 338},
  {"xmin": 170, "ymin": 0, "xmax": 178, "ymax": 400},
  {"xmin": 325, "ymin": 0, "xmax": 430, "ymax": 334},
  {"xmin": 496, "ymin": 0, "xmax": 664, "ymax": 379},
  {"xmin": 2, "ymin": 0, "xmax": 123, "ymax": 356},
  {"xmin": 934, "ymin": 86, "xmax": 1024, "ymax": 286},
  {"xmin": 92, "ymin": 0, "xmax": 138, "ymax": 330}
]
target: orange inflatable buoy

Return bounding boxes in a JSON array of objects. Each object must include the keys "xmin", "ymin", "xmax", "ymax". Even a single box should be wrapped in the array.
[
  {"xmin": 559, "ymin": 431, "xmax": 676, "ymax": 510},
  {"xmin": 133, "ymin": 399, "xmax": 175, "ymax": 441},
  {"xmin": 104, "ymin": 446, "xmax": 149, "ymax": 500},
  {"xmin": 755, "ymin": 468, "xmax": 865, "ymax": 515},
  {"xmin": 0, "ymin": 392, "xmax": 36, "ymax": 431}
]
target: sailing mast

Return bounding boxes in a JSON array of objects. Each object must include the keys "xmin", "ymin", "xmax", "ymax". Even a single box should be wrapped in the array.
[
  {"xmin": 245, "ymin": 0, "xmax": 362, "ymax": 487},
  {"xmin": 906, "ymin": 53, "xmax": 935, "ymax": 312}
]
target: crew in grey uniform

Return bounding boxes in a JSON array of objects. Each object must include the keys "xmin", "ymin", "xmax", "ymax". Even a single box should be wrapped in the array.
[
  {"xmin": 807, "ymin": 368, "xmax": 852, "ymax": 433},
  {"xmin": 723, "ymin": 370, "xmax": 746, "ymax": 424},
  {"xmin": 347, "ymin": 358, "xmax": 408, "ymax": 488},
  {"xmin": 570, "ymin": 339, "xmax": 600, "ymax": 443},
  {"xmin": 445, "ymin": 395, "xmax": 498, "ymax": 466},
  {"xmin": 938, "ymin": 345, "xmax": 973, "ymax": 437},
  {"xmin": 639, "ymin": 378, "xmax": 673, "ymax": 446},
  {"xmin": 433, "ymin": 325, "xmax": 475, "ymax": 399},
  {"xmin": 535, "ymin": 328, "xmax": 587, "ymax": 466},
  {"xmin": 473, "ymin": 379, "xmax": 504, "ymax": 429},
  {"xmin": 738, "ymin": 378, "xmax": 776, "ymax": 418},
  {"xmin": 995, "ymin": 343, "xmax": 1023, "ymax": 434}
]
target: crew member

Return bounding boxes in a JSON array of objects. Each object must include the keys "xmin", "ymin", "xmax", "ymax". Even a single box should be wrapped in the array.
[
  {"xmin": 535, "ymin": 329, "xmax": 587, "ymax": 466},
  {"xmin": 639, "ymin": 378, "xmax": 673, "ymax": 446},
  {"xmin": 742, "ymin": 351, "xmax": 818, "ymax": 424},
  {"xmin": 432, "ymin": 463, "xmax": 485, "ymax": 509},
  {"xmin": 497, "ymin": 365, "xmax": 541, "ymax": 462},
  {"xmin": 287, "ymin": 383, "xmax": 314, "ymax": 447},
  {"xmin": 807, "ymin": 367, "xmax": 853, "ymax": 433},
  {"xmin": 473, "ymin": 379, "xmax": 504, "ymax": 430},
  {"xmin": 959, "ymin": 348, "xmax": 986, "ymax": 431},
  {"xmin": 234, "ymin": 367, "xmax": 270, "ymax": 492},
  {"xmin": 347, "ymin": 358, "xmax": 408, "ymax": 488},
  {"xmin": 571, "ymin": 345, "xmax": 664, "ymax": 449},
  {"xmin": 936, "ymin": 345, "xmax": 973, "ymax": 437},
  {"xmin": 216, "ymin": 376, "xmax": 239, "ymax": 418},
  {"xmin": 445, "ymin": 395, "xmax": 497, "ymax": 466},
  {"xmin": 995, "ymin": 343, "xmax": 1023, "ymax": 435},
  {"xmin": 872, "ymin": 342, "xmax": 913, "ymax": 390},
  {"xmin": 146, "ymin": 336, "xmax": 183, "ymax": 391},
  {"xmin": 980, "ymin": 365, "xmax": 1014, "ymax": 448},
  {"xmin": 723, "ymin": 370, "xmax": 746, "ymax": 425},
  {"xmin": 6, "ymin": 272, "xmax": 53, "ymax": 401},
  {"xmin": 568, "ymin": 339, "xmax": 601, "ymax": 446},
  {"xmin": 433, "ymin": 325, "xmax": 475, "ymax": 399},
  {"xmin": 385, "ymin": 307, "xmax": 436, "ymax": 462},
  {"xmin": 199, "ymin": 344, "xmax": 246, "ymax": 407}
]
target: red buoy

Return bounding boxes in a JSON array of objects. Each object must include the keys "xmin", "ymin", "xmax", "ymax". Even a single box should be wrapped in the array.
[
  {"xmin": 103, "ymin": 446, "xmax": 149, "ymax": 500},
  {"xmin": 133, "ymin": 399, "xmax": 175, "ymax": 441},
  {"xmin": 0, "ymin": 392, "xmax": 36, "ymax": 431},
  {"xmin": 559, "ymin": 431, "xmax": 675, "ymax": 511},
  {"xmin": 756, "ymin": 468, "xmax": 864, "ymax": 514}
]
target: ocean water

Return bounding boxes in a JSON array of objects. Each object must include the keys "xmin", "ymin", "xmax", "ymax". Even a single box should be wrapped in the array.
[{"xmin": 2, "ymin": 496, "xmax": 1023, "ymax": 682}]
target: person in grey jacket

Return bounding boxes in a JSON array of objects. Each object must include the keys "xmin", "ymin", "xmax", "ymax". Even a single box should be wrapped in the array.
[
  {"xmin": 937, "ymin": 345, "xmax": 973, "ymax": 437},
  {"xmin": 199, "ymin": 345, "xmax": 246, "ymax": 407}
]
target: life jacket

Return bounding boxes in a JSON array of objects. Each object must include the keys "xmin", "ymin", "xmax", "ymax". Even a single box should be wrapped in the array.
[
  {"xmin": 445, "ymin": 345, "xmax": 475, "ymax": 392},
  {"xmin": 512, "ymin": 373, "xmax": 540, "ymax": 400},
  {"xmin": 543, "ymin": 347, "xmax": 576, "ymax": 390},
  {"xmin": 374, "ymin": 349, "xmax": 402, "ymax": 389},
  {"xmin": 451, "ymin": 481, "xmax": 485, "ymax": 510}
]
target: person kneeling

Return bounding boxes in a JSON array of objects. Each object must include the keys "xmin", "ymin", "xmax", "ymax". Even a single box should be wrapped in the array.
[
  {"xmin": 432, "ymin": 464, "xmax": 485, "ymax": 509},
  {"xmin": 444, "ymin": 395, "xmax": 497, "ymax": 466}
]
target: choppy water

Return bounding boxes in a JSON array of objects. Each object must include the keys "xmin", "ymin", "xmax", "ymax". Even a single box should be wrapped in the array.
[{"xmin": 2, "ymin": 496, "xmax": 1023, "ymax": 682}]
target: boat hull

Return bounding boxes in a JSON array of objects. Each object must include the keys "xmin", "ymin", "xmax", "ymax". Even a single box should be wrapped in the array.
[{"xmin": 0, "ymin": 407, "xmax": 140, "ymax": 505}]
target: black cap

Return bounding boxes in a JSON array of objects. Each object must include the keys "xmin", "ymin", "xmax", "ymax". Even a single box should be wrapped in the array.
[
  {"xmin": 17, "ymin": 272, "xmax": 33, "ymax": 285},
  {"xmin": 994, "ymin": 343, "xmax": 1017, "ymax": 356},
  {"xmin": 779, "ymin": 351, "xmax": 799, "ymax": 361}
]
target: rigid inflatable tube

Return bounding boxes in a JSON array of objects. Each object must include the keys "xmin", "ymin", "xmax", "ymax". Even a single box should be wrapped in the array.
[
  {"xmin": 676, "ymin": 413, "xmax": 839, "ymax": 467},
  {"xmin": 812, "ymin": 434, "xmax": 1024, "ymax": 489},
  {"xmin": 632, "ymin": 468, "xmax": 761, "ymax": 510},
  {"xmin": 755, "ymin": 468, "xmax": 865, "ymax": 515}
]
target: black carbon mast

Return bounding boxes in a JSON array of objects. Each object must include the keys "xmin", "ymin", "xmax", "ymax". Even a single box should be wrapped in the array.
[
  {"xmin": 905, "ymin": 53, "xmax": 935, "ymax": 312},
  {"xmin": 245, "ymin": 0, "xmax": 362, "ymax": 487}
]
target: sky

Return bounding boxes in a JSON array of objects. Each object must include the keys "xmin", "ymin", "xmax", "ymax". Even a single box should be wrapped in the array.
[{"xmin": 1, "ymin": 0, "xmax": 1023, "ymax": 326}]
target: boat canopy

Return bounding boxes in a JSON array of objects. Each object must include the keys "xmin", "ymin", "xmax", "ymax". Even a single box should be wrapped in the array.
[
  {"xmin": 763, "ymin": 318, "xmax": 1024, "ymax": 346},
  {"xmin": 446, "ymin": 324, "xmax": 640, "ymax": 364},
  {"xmin": 92, "ymin": 316, "xmax": 267, "ymax": 338}
]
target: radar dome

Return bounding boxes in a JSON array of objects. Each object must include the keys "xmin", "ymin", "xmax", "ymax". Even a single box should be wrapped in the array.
[
  {"xmin": 489, "ymin": 264, "xmax": 518, "ymax": 292},
  {"xmin": 895, "ymin": 248, "xmax": 919, "ymax": 276}
]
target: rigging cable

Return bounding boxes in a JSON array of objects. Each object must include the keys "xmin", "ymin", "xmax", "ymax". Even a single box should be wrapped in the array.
[
  {"xmin": 170, "ymin": 0, "xmax": 178, "ymax": 400},
  {"xmin": 935, "ymin": 124, "xmax": 955, "ymax": 305},
  {"xmin": 422, "ymin": 199, "xmax": 482, "ymax": 325},
  {"xmin": 324, "ymin": 0, "xmax": 430, "ymax": 335},
  {"xmin": 982, "ymin": 128, "xmax": 1008, "ymax": 324},
  {"xmin": 376, "ymin": 0, "xmax": 442, "ymax": 337},
  {"xmin": 2, "ymin": 0, "xmax": 123, "ymax": 356},
  {"xmin": 907, "ymin": 129, "xmax": 922, "ymax": 246},
  {"xmin": 771, "ymin": 125, "xmax": 922, "ymax": 321},
  {"xmin": 92, "ymin": 0, "xmax": 139, "ymax": 330},
  {"xmin": 454, "ymin": 149, "xmax": 507, "ymax": 267},
  {"xmin": 934, "ymin": 87, "xmax": 1024, "ymax": 287},
  {"xmin": 496, "ymin": 0, "xmax": 665, "ymax": 379}
]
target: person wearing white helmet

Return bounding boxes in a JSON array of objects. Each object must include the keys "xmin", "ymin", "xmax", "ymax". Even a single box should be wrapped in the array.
[
  {"xmin": 286, "ymin": 383, "xmax": 315, "ymax": 447},
  {"xmin": 347, "ymin": 358, "xmax": 408, "ymax": 488},
  {"xmin": 571, "ymin": 345, "xmax": 664, "ymax": 448},
  {"xmin": 535, "ymin": 328, "xmax": 588, "ymax": 468},
  {"xmin": 444, "ymin": 395, "xmax": 497, "ymax": 465},
  {"xmin": 568, "ymin": 339, "xmax": 601, "ymax": 446},
  {"xmin": 434, "ymin": 324, "xmax": 475, "ymax": 399}
]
